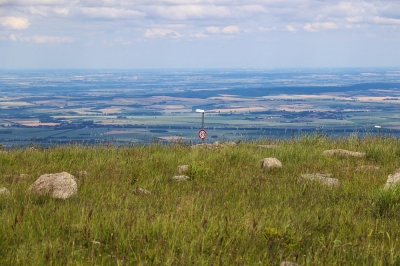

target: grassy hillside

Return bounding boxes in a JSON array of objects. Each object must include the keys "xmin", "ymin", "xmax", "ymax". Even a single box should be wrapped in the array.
[{"xmin": 1, "ymin": 135, "xmax": 400, "ymax": 265}]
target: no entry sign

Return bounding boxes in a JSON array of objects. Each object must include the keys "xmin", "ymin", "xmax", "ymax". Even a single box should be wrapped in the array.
[{"xmin": 198, "ymin": 129, "xmax": 207, "ymax": 140}]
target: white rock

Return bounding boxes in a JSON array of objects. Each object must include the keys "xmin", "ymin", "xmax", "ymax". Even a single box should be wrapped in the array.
[
  {"xmin": 259, "ymin": 158, "xmax": 282, "ymax": 170},
  {"xmin": 172, "ymin": 175, "xmax": 191, "ymax": 181},
  {"xmin": 322, "ymin": 149, "xmax": 365, "ymax": 158},
  {"xmin": 385, "ymin": 169, "xmax": 400, "ymax": 189},
  {"xmin": 0, "ymin": 187, "xmax": 10, "ymax": 196},
  {"xmin": 29, "ymin": 172, "xmax": 77, "ymax": 199},
  {"xmin": 300, "ymin": 173, "xmax": 340, "ymax": 187},
  {"xmin": 177, "ymin": 165, "xmax": 189, "ymax": 174},
  {"xmin": 136, "ymin": 188, "xmax": 151, "ymax": 194}
]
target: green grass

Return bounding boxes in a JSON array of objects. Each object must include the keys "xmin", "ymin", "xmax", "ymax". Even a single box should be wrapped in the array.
[{"xmin": 1, "ymin": 135, "xmax": 400, "ymax": 265}]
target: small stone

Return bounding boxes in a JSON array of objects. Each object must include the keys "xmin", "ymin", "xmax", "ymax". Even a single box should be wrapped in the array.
[
  {"xmin": 177, "ymin": 165, "xmax": 189, "ymax": 174},
  {"xmin": 172, "ymin": 175, "xmax": 191, "ymax": 181},
  {"xmin": 385, "ymin": 168, "xmax": 400, "ymax": 189},
  {"xmin": 300, "ymin": 173, "xmax": 340, "ymax": 187},
  {"xmin": 259, "ymin": 158, "xmax": 282, "ymax": 170},
  {"xmin": 322, "ymin": 149, "xmax": 365, "ymax": 158},
  {"xmin": 0, "ymin": 187, "xmax": 11, "ymax": 196},
  {"xmin": 135, "ymin": 187, "xmax": 151, "ymax": 194},
  {"xmin": 92, "ymin": 240, "xmax": 101, "ymax": 245}
]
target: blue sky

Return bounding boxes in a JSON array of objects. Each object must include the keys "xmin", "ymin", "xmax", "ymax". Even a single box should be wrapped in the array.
[{"xmin": 0, "ymin": 0, "xmax": 399, "ymax": 69}]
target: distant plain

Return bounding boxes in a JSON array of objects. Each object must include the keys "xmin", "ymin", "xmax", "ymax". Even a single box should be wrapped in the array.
[{"xmin": 1, "ymin": 68, "xmax": 400, "ymax": 147}]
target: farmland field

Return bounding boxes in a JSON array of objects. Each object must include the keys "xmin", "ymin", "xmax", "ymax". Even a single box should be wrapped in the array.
[{"xmin": 1, "ymin": 68, "xmax": 400, "ymax": 147}]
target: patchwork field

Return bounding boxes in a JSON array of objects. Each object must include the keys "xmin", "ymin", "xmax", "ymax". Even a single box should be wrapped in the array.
[{"xmin": 0, "ymin": 69, "xmax": 400, "ymax": 147}]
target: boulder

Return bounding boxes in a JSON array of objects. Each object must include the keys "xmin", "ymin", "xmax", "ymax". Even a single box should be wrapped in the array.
[
  {"xmin": 300, "ymin": 173, "xmax": 340, "ymax": 187},
  {"xmin": 177, "ymin": 165, "xmax": 189, "ymax": 174},
  {"xmin": 385, "ymin": 168, "xmax": 400, "ymax": 189},
  {"xmin": 0, "ymin": 187, "xmax": 10, "ymax": 196},
  {"xmin": 259, "ymin": 158, "xmax": 282, "ymax": 170},
  {"xmin": 322, "ymin": 149, "xmax": 365, "ymax": 158},
  {"xmin": 172, "ymin": 175, "xmax": 191, "ymax": 181},
  {"xmin": 28, "ymin": 172, "xmax": 77, "ymax": 199}
]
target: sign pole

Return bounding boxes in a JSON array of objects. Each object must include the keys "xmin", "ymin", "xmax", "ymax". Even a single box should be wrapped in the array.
[{"xmin": 196, "ymin": 109, "xmax": 207, "ymax": 141}]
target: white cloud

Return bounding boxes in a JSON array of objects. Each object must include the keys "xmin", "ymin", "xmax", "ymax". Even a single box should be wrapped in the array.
[
  {"xmin": 222, "ymin": 25, "xmax": 239, "ymax": 34},
  {"xmin": 53, "ymin": 7, "xmax": 69, "ymax": 16},
  {"xmin": 206, "ymin": 26, "xmax": 219, "ymax": 34},
  {"xmin": 30, "ymin": 35, "xmax": 74, "ymax": 43},
  {"xmin": 303, "ymin": 22, "xmax": 337, "ymax": 32},
  {"xmin": 285, "ymin": 25, "xmax": 296, "ymax": 32},
  {"xmin": 0, "ymin": 16, "xmax": 30, "ymax": 30},
  {"xmin": 151, "ymin": 5, "xmax": 231, "ymax": 20},
  {"xmin": 193, "ymin": 32, "xmax": 208, "ymax": 38},
  {"xmin": 144, "ymin": 28, "xmax": 181, "ymax": 38},
  {"xmin": 80, "ymin": 7, "xmax": 144, "ymax": 19},
  {"xmin": 27, "ymin": 6, "xmax": 48, "ymax": 16},
  {"xmin": 372, "ymin": 16, "xmax": 400, "ymax": 25},
  {"xmin": 346, "ymin": 16, "xmax": 364, "ymax": 23},
  {"xmin": 9, "ymin": 33, "xmax": 17, "ymax": 41},
  {"xmin": 258, "ymin": 26, "xmax": 276, "ymax": 32}
]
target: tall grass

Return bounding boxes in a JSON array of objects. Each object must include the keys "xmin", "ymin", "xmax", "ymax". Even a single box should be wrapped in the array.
[{"xmin": 1, "ymin": 136, "xmax": 400, "ymax": 265}]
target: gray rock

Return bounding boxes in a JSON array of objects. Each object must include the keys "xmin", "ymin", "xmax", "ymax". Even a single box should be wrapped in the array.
[
  {"xmin": 280, "ymin": 261, "xmax": 299, "ymax": 266},
  {"xmin": 177, "ymin": 165, "xmax": 189, "ymax": 174},
  {"xmin": 385, "ymin": 168, "xmax": 400, "ymax": 189},
  {"xmin": 0, "ymin": 187, "xmax": 10, "ymax": 196},
  {"xmin": 172, "ymin": 175, "xmax": 191, "ymax": 181},
  {"xmin": 300, "ymin": 173, "xmax": 340, "ymax": 187},
  {"xmin": 135, "ymin": 187, "xmax": 151, "ymax": 194},
  {"xmin": 28, "ymin": 172, "xmax": 77, "ymax": 199},
  {"xmin": 322, "ymin": 149, "xmax": 365, "ymax": 158},
  {"xmin": 259, "ymin": 158, "xmax": 282, "ymax": 170}
]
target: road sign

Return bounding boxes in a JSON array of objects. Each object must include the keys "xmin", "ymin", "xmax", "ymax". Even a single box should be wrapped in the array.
[{"xmin": 198, "ymin": 129, "xmax": 207, "ymax": 140}]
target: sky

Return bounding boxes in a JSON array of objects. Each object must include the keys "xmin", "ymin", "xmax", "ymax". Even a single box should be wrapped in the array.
[{"xmin": 0, "ymin": 0, "xmax": 399, "ymax": 69}]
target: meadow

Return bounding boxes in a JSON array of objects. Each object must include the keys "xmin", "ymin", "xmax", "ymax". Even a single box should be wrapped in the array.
[{"xmin": 1, "ymin": 135, "xmax": 400, "ymax": 265}]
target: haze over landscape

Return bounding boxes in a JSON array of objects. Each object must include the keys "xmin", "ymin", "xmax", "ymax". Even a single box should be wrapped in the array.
[
  {"xmin": 0, "ymin": 0, "xmax": 400, "ymax": 69},
  {"xmin": 1, "ymin": 1, "xmax": 400, "ymax": 147}
]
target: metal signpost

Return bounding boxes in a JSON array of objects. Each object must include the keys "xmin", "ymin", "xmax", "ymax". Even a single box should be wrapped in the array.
[
  {"xmin": 375, "ymin": 125, "xmax": 381, "ymax": 135},
  {"xmin": 196, "ymin": 109, "xmax": 207, "ymax": 141}
]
